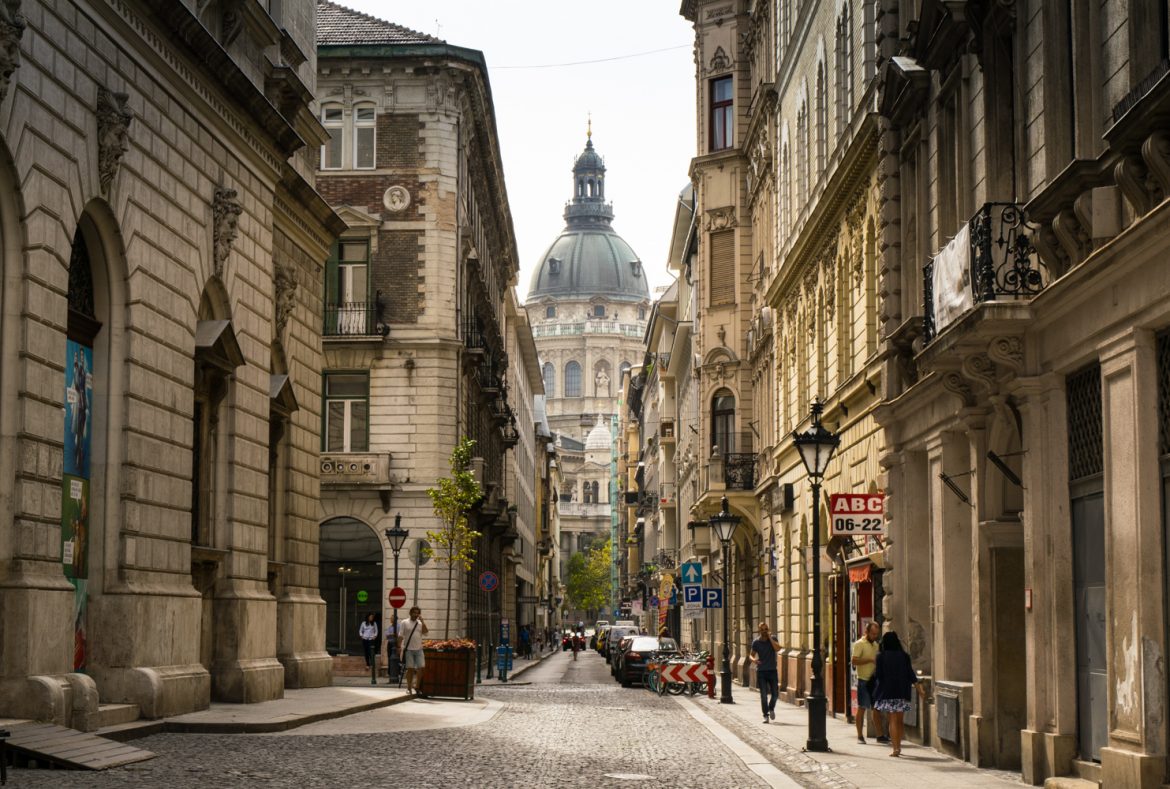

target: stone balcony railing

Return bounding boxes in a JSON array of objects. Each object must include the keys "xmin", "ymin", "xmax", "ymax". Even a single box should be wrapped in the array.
[
  {"xmin": 557, "ymin": 502, "xmax": 610, "ymax": 518},
  {"xmin": 320, "ymin": 452, "xmax": 392, "ymax": 488}
]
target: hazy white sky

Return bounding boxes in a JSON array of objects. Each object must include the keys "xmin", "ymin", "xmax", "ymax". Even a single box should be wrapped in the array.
[{"xmin": 340, "ymin": 1, "xmax": 695, "ymax": 299}]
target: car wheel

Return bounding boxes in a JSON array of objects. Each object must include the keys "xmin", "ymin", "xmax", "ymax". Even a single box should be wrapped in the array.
[{"xmin": 621, "ymin": 675, "xmax": 631, "ymax": 688}]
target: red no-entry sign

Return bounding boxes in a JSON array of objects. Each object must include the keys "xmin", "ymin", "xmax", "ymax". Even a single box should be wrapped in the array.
[{"xmin": 388, "ymin": 586, "xmax": 407, "ymax": 608}]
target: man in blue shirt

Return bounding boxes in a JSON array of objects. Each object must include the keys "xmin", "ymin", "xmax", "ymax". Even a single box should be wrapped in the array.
[{"xmin": 750, "ymin": 621, "xmax": 781, "ymax": 724}]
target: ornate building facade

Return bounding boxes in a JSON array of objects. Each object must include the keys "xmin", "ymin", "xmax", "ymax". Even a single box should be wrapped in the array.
[
  {"xmin": 314, "ymin": 3, "xmax": 532, "ymax": 663},
  {"xmin": 0, "ymin": 0, "xmax": 340, "ymax": 727},
  {"xmin": 670, "ymin": 1, "xmax": 1170, "ymax": 786},
  {"xmin": 524, "ymin": 133, "xmax": 650, "ymax": 587}
]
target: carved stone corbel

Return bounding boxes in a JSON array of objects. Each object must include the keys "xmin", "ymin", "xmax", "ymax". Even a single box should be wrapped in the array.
[
  {"xmin": 1141, "ymin": 132, "xmax": 1170, "ymax": 200},
  {"xmin": 0, "ymin": 1, "xmax": 24, "ymax": 103},
  {"xmin": 212, "ymin": 187, "xmax": 243, "ymax": 277},
  {"xmin": 961, "ymin": 353, "xmax": 998, "ymax": 397},
  {"xmin": 941, "ymin": 371, "xmax": 977, "ymax": 407},
  {"xmin": 1051, "ymin": 208, "xmax": 1090, "ymax": 269},
  {"xmin": 987, "ymin": 335, "xmax": 1024, "ymax": 375},
  {"xmin": 1114, "ymin": 154, "xmax": 1154, "ymax": 217},
  {"xmin": 96, "ymin": 88, "xmax": 133, "ymax": 194}
]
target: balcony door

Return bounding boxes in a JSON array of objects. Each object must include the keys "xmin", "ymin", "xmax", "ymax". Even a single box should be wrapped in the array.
[
  {"xmin": 326, "ymin": 240, "xmax": 370, "ymax": 336},
  {"xmin": 712, "ymin": 390, "xmax": 735, "ymax": 454}
]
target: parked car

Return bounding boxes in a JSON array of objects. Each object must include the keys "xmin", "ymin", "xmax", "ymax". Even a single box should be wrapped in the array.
[
  {"xmin": 611, "ymin": 634, "xmax": 637, "ymax": 678},
  {"xmin": 595, "ymin": 626, "xmax": 610, "ymax": 653},
  {"xmin": 619, "ymin": 636, "xmax": 679, "ymax": 687},
  {"xmin": 605, "ymin": 626, "xmax": 639, "ymax": 665}
]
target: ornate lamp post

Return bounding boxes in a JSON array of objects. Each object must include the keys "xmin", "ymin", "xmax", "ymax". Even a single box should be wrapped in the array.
[
  {"xmin": 708, "ymin": 495, "xmax": 740, "ymax": 704},
  {"xmin": 383, "ymin": 514, "xmax": 409, "ymax": 684},
  {"xmin": 791, "ymin": 401, "xmax": 840, "ymax": 752}
]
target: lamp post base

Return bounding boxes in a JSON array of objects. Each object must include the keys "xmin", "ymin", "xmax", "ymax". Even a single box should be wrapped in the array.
[
  {"xmin": 720, "ymin": 670, "xmax": 735, "ymax": 704},
  {"xmin": 805, "ymin": 692, "xmax": 830, "ymax": 752}
]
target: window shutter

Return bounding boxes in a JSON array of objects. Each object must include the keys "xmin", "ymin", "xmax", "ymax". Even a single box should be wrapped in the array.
[{"xmin": 709, "ymin": 230, "xmax": 735, "ymax": 305}]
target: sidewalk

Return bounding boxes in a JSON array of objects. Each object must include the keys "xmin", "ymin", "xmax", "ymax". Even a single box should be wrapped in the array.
[
  {"xmin": 685, "ymin": 684, "xmax": 1024, "ymax": 788},
  {"xmin": 478, "ymin": 645, "xmax": 559, "ymax": 685}
]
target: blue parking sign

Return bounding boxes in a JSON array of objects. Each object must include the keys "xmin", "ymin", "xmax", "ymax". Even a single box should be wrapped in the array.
[
  {"xmin": 684, "ymin": 586, "xmax": 702, "ymax": 604},
  {"xmin": 650, "ymin": 594, "xmax": 659, "ymax": 608},
  {"xmin": 702, "ymin": 588, "xmax": 723, "ymax": 609}
]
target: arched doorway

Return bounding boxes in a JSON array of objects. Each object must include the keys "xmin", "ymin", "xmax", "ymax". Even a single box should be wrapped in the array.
[{"xmin": 319, "ymin": 517, "xmax": 384, "ymax": 655}]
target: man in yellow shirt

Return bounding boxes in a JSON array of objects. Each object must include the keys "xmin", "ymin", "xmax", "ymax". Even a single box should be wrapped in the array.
[{"xmin": 851, "ymin": 621, "xmax": 888, "ymax": 744}]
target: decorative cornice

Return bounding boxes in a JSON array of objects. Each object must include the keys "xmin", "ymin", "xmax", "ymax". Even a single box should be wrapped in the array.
[
  {"xmin": 96, "ymin": 87, "xmax": 133, "ymax": 194},
  {"xmin": 212, "ymin": 186, "xmax": 242, "ymax": 277}
]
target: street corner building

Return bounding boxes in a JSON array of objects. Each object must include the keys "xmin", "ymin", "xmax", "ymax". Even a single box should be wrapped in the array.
[
  {"xmin": 313, "ymin": 2, "xmax": 542, "ymax": 660},
  {"xmin": 0, "ymin": 0, "xmax": 343, "ymax": 728},
  {"xmin": 663, "ymin": 1, "xmax": 1170, "ymax": 787}
]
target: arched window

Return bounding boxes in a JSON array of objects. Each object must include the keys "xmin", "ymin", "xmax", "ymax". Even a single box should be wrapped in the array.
[
  {"xmin": 583, "ymin": 481, "xmax": 593, "ymax": 504},
  {"xmin": 835, "ymin": 6, "xmax": 854, "ymax": 136},
  {"xmin": 815, "ymin": 62, "xmax": 827, "ymax": 173},
  {"xmin": 712, "ymin": 389, "xmax": 735, "ymax": 454},
  {"xmin": 564, "ymin": 361, "xmax": 582, "ymax": 397},
  {"xmin": 321, "ymin": 105, "xmax": 343, "ymax": 169},
  {"xmin": 592, "ymin": 481, "xmax": 601, "ymax": 503},
  {"xmin": 353, "ymin": 104, "xmax": 376, "ymax": 169},
  {"xmin": 619, "ymin": 361, "xmax": 631, "ymax": 382},
  {"xmin": 542, "ymin": 362, "xmax": 556, "ymax": 397},
  {"xmin": 545, "ymin": 305, "xmax": 556, "ymax": 319}
]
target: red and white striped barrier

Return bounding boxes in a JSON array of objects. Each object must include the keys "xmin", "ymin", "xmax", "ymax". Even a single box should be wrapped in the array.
[{"xmin": 659, "ymin": 662, "xmax": 709, "ymax": 684}]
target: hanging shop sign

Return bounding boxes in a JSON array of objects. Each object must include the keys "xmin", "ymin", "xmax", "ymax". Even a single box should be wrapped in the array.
[{"xmin": 829, "ymin": 493, "xmax": 885, "ymax": 536}]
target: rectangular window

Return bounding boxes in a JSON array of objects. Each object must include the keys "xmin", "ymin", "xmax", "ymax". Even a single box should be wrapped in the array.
[
  {"xmin": 325, "ymin": 240, "xmax": 371, "ymax": 335},
  {"xmin": 710, "ymin": 76, "xmax": 733, "ymax": 151},
  {"xmin": 354, "ymin": 106, "xmax": 376, "ymax": 169},
  {"xmin": 709, "ymin": 230, "xmax": 735, "ymax": 305},
  {"xmin": 321, "ymin": 107, "xmax": 343, "ymax": 170},
  {"xmin": 323, "ymin": 372, "xmax": 369, "ymax": 452}
]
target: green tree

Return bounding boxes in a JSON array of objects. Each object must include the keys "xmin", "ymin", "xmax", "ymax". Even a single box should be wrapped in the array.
[
  {"xmin": 426, "ymin": 437, "xmax": 483, "ymax": 639},
  {"xmin": 565, "ymin": 537, "xmax": 612, "ymax": 619}
]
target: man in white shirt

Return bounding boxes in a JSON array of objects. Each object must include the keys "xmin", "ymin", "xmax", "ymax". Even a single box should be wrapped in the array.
[{"xmin": 399, "ymin": 606, "xmax": 429, "ymax": 697}]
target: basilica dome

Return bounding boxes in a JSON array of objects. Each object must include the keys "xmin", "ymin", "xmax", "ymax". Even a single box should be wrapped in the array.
[
  {"xmin": 526, "ymin": 134, "xmax": 650, "ymax": 304},
  {"xmin": 584, "ymin": 415, "xmax": 613, "ymax": 453}
]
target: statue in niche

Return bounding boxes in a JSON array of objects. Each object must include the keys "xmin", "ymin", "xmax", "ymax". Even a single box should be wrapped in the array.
[{"xmin": 595, "ymin": 369, "xmax": 610, "ymax": 397}]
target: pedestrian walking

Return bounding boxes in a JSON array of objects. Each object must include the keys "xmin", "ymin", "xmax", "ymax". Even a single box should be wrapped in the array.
[
  {"xmin": 872, "ymin": 631, "xmax": 927, "ymax": 757},
  {"xmin": 749, "ymin": 621, "xmax": 780, "ymax": 724},
  {"xmin": 571, "ymin": 631, "xmax": 581, "ymax": 661},
  {"xmin": 851, "ymin": 621, "xmax": 888, "ymax": 744},
  {"xmin": 359, "ymin": 613, "xmax": 379, "ymax": 669},
  {"xmin": 398, "ymin": 606, "xmax": 429, "ymax": 698},
  {"xmin": 520, "ymin": 624, "xmax": 531, "ymax": 658}
]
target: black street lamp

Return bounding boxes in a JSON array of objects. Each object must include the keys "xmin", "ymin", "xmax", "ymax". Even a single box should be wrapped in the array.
[
  {"xmin": 708, "ymin": 495, "xmax": 740, "ymax": 705},
  {"xmin": 384, "ymin": 513, "xmax": 409, "ymax": 685},
  {"xmin": 791, "ymin": 401, "xmax": 840, "ymax": 753}
]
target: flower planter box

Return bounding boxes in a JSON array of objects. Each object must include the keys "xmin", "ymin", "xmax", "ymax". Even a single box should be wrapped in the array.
[{"xmin": 419, "ymin": 648, "xmax": 476, "ymax": 700}]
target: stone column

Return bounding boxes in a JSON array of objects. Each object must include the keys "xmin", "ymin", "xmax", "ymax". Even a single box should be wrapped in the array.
[
  {"xmin": 1099, "ymin": 330, "xmax": 1167, "ymax": 789},
  {"xmin": 1014, "ymin": 374, "xmax": 1077, "ymax": 785}
]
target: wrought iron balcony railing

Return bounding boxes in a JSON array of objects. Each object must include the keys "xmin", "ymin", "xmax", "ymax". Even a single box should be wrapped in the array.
[
  {"xmin": 923, "ymin": 202, "xmax": 1048, "ymax": 343},
  {"xmin": 324, "ymin": 295, "xmax": 388, "ymax": 338},
  {"xmin": 724, "ymin": 453, "xmax": 757, "ymax": 490}
]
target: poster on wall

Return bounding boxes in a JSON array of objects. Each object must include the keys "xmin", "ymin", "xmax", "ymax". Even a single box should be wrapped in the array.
[
  {"xmin": 64, "ymin": 341, "xmax": 93, "ymax": 479},
  {"xmin": 932, "ymin": 223, "xmax": 973, "ymax": 332},
  {"xmin": 62, "ymin": 338, "xmax": 93, "ymax": 673}
]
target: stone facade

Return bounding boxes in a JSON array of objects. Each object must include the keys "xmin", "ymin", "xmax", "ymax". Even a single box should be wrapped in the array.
[
  {"xmin": 314, "ymin": 4, "xmax": 532, "ymax": 660},
  {"xmin": 666, "ymin": 1, "xmax": 1170, "ymax": 786},
  {"xmin": 0, "ymin": 0, "xmax": 340, "ymax": 728}
]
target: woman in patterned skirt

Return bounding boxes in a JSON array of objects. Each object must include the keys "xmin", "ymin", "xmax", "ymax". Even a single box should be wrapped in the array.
[{"xmin": 872, "ymin": 631, "xmax": 927, "ymax": 757}]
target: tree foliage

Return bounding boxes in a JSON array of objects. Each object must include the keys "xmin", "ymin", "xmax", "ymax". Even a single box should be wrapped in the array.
[
  {"xmin": 425, "ymin": 437, "xmax": 483, "ymax": 639},
  {"xmin": 565, "ymin": 537, "xmax": 612, "ymax": 619}
]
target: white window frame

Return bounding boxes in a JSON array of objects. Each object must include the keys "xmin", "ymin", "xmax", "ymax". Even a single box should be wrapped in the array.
[
  {"xmin": 321, "ymin": 105, "xmax": 344, "ymax": 170},
  {"xmin": 324, "ymin": 373, "xmax": 369, "ymax": 452},
  {"xmin": 353, "ymin": 104, "xmax": 376, "ymax": 170}
]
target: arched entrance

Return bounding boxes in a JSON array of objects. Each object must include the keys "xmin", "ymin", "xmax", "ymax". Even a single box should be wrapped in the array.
[{"xmin": 319, "ymin": 517, "xmax": 383, "ymax": 655}]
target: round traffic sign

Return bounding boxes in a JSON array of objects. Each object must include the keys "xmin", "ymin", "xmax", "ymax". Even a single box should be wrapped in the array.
[
  {"xmin": 388, "ymin": 586, "xmax": 407, "ymax": 608},
  {"xmin": 356, "ymin": 590, "xmax": 369, "ymax": 603},
  {"xmin": 478, "ymin": 570, "xmax": 499, "ymax": 592}
]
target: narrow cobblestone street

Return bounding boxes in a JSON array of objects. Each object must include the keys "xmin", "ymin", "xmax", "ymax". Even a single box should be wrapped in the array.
[{"xmin": 8, "ymin": 651, "xmax": 769, "ymax": 789}]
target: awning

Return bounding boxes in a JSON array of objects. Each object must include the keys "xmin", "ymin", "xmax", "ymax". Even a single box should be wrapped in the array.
[{"xmin": 848, "ymin": 564, "xmax": 873, "ymax": 584}]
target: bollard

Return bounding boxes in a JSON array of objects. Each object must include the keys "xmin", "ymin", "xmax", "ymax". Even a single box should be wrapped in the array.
[{"xmin": 706, "ymin": 654, "xmax": 716, "ymax": 699}]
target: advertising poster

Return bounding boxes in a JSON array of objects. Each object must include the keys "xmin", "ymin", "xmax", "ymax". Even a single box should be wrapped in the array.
[
  {"xmin": 64, "ymin": 340, "xmax": 93, "ymax": 479},
  {"xmin": 62, "ymin": 338, "xmax": 93, "ymax": 672}
]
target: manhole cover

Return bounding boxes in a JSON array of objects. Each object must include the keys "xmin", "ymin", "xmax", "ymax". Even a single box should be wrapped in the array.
[{"xmin": 603, "ymin": 774, "xmax": 655, "ymax": 781}]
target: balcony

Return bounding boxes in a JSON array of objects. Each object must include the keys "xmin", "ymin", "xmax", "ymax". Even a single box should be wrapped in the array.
[
  {"xmin": 922, "ymin": 203, "xmax": 1048, "ymax": 344},
  {"xmin": 724, "ymin": 454, "xmax": 756, "ymax": 490},
  {"xmin": 557, "ymin": 502, "xmax": 610, "ymax": 518},
  {"xmin": 324, "ymin": 294, "xmax": 388, "ymax": 339},
  {"xmin": 320, "ymin": 452, "xmax": 392, "ymax": 489},
  {"xmin": 659, "ymin": 420, "xmax": 676, "ymax": 446}
]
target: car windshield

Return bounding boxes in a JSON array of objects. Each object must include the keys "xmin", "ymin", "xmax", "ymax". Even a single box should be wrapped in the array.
[{"xmin": 630, "ymin": 637, "xmax": 669, "ymax": 651}]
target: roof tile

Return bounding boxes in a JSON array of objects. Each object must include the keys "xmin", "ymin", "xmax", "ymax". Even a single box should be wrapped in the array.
[{"xmin": 316, "ymin": 0, "xmax": 443, "ymax": 47}]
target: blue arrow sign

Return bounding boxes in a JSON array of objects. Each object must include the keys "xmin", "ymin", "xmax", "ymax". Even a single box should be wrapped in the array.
[
  {"xmin": 702, "ymin": 588, "xmax": 723, "ymax": 609},
  {"xmin": 683, "ymin": 585, "xmax": 702, "ymax": 604},
  {"xmin": 681, "ymin": 562, "xmax": 702, "ymax": 585}
]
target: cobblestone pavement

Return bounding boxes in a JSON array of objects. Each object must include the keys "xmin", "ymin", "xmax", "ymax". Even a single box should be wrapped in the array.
[{"xmin": 7, "ymin": 650, "xmax": 766, "ymax": 789}]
